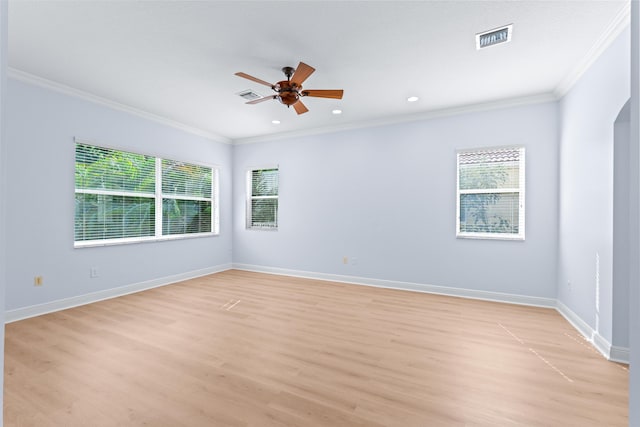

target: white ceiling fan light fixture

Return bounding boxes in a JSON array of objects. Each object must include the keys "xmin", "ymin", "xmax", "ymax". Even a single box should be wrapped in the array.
[
  {"xmin": 476, "ymin": 24, "xmax": 513, "ymax": 50},
  {"xmin": 407, "ymin": 96, "xmax": 419, "ymax": 102},
  {"xmin": 332, "ymin": 108, "xmax": 343, "ymax": 115},
  {"xmin": 271, "ymin": 120, "xmax": 281, "ymax": 125}
]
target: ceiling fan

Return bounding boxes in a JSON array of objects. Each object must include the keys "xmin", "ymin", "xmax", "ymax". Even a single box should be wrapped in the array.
[{"xmin": 235, "ymin": 61, "xmax": 343, "ymax": 115}]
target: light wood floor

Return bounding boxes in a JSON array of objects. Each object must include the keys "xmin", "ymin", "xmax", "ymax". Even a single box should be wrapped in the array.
[{"xmin": 4, "ymin": 270, "xmax": 628, "ymax": 426}]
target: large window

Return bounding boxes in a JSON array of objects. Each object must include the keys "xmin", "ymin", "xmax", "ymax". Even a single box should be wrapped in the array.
[
  {"xmin": 247, "ymin": 167, "xmax": 279, "ymax": 230},
  {"xmin": 75, "ymin": 141, "xmax": 218, "ymax": 246},
  {"xmin": 456, "ymin": 146, "xmax": 525, "ymax": 240}
]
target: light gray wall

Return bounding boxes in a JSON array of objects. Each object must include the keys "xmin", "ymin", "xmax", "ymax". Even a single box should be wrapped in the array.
[
  {"xmin": 613, "ymin": 102, "xmax": 630, "ymax": 348},
  {"xmin": 233, "ymin": 102, "xmax": 559, "ymax": 298},
  {"xmin": 557, "ymin": 28, "xmax": 630, "ymax": 346},
  {"xmin": 629, "ymin": 1, "xmax": 640, "ymax": 424},
  {"xmin": 0, "ymin": 1, "xmax": 8, "ymax": 424},
  {"xmin": 4, "ymin": 79, "xmax": 233, "ymax": 311}
]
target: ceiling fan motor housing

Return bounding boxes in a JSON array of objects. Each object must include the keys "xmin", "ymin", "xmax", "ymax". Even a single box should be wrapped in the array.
[{"xmin": 275, "ymin": 80, "xmax": 301, "ymax": 106}]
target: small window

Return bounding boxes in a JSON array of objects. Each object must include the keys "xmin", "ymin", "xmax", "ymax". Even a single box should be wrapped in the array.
[
  {"xmin": 456, "ymin": 146, "xmax": 525, "ymax": 240},
  {"xmin": 247, "ymin": 167, "xmax": 279, "ymax": 230}
]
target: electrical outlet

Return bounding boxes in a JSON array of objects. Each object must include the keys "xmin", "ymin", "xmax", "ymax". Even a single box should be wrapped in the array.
[
  {"xmin": 34, "ymin": 276, "xmax": 43, "ymax": 286},
  {"xmin": 343, "ymin": 256, "xmax": 348, "ymax": 265},
  {"xmin": 351, "ymin": 257, "xmax": 358, "ymax": 265},
  {"xmin": 90, "ymin": 268, "xmax": 99, "ymax": 278}
]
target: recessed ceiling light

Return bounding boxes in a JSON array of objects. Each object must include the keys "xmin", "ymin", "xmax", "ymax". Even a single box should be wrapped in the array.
[
  {"xmin": 332, "ymin": 109, "xmax": 343, "ymax": 115},
  {"xmin": 271, "ymin": 120, "xmax": 281, "ymax": 125},
  {"xmin": 407, "ymin": 96, "xmax": 419, "ymax": 102}
]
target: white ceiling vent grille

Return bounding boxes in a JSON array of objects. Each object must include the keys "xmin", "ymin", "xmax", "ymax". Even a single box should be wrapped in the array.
[
  {"xmin": 237, "ymin": 89, "xmax": 262, "ymax": 101},
  {"xmin": 476, "ymin": 24, "xmax": 512, "ymax": 50}
]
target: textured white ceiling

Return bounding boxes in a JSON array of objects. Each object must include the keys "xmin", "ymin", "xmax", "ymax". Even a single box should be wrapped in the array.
[{"xmin": 8, "ymin": 1, "xmax": 630, "ymax": 143}]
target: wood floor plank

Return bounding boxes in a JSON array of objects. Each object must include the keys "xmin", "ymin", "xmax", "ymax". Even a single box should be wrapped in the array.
[{"xmin": 4, "ymin": 270, "xmax": 628, "ymax": 426}]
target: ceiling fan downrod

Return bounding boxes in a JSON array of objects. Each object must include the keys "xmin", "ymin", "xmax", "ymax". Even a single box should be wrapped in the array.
[{"xmin": 282, "ymin": 66, "xmax": 295, "ymax": 81}]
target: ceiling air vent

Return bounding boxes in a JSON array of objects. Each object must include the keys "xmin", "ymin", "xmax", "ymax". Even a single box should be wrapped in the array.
[
  {"xmin": 476, "ymin": 24, "xmax": 512, "ymax": 50},
  {"xmin": 237, "ymin": 89, "xmax": 262, "ymax": 101}
]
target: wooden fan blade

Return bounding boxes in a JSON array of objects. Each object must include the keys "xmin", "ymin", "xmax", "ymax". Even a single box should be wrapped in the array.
[
  {"xmin": 290, "ymin": 62, "xmax": 315, "ymax": 85},
  {"xmin": 246, "ymin": 95, "xmax": 277, "ymax": 105},
  {"xmin": 300, "ymin": 89, "xmax": 344, "ymax": 99},
  {"xmin": 235, "ymin": 72, "xmax": 274, "ymax": 88},
  {"xmin": 293, "ymin": 100, "xmax": 309, "ymax": 115}
]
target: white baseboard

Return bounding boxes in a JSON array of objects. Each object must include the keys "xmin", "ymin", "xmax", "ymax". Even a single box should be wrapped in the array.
[
  {"xmin": 236, "ymin": 263, "xmax": 630, "ymax": 365},
  {"xmin": 5, "ymin": 263, "xmax": 232, "ymax": 323},
  {"xmin": 232, "ymin": 263, "xmax": 557, "ymax": 308},
  {"xmin": 610, "ymin": 346, "xmax": 631, "ymax": 364},
  {"xmin": 556, "ymin": 300, "xmax": 630, "ymax": 364},
  {"xmin": 6, "ymin": 262, "xmax": 629, "ymax": 366},
  {"xmin": 593, "ymin": 332, "xmax": 612, "ymax": 360},
  {"xmin": 556, "ymin": 300, "xmax": 596, "ymax": 341}
]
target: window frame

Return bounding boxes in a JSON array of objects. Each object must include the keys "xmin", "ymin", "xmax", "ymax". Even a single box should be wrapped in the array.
[
  {"xmin": 246, "ymin": 166, "xmax": 279, "ymax": 231},
  {"xmin": 456, "ymin": 145, "xmax": 525, "ymax": 241},
  {"xmin": 74, "ymin": 138, "xmax": 219, "ymax": 248}
]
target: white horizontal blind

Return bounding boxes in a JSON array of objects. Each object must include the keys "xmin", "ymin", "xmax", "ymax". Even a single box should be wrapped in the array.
[
  {"xmin": 457, "ymin": 146, "xmax": 525, "ymax": 239},
  {"xmin": 161, "ymin": 159, "xmax": 214, "ymax": 235},
  {"xmin": 248, "ymin": 168, "xmax": 279, "ymax": 229},
  {"xmin": 75, "ymin": 142, "xmax": 218, "ymax": 245},
  {"xmin": 75, "ymin": 143, "xmax": 156, "ymax": 241}
]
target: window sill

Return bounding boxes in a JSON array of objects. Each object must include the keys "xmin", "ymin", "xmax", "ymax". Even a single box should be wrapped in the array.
[
  {"xmin": 457, "ymin": 233, "xmax": 525, "ymax": 241},
  {"xmin": 74, "ymin": 232, "xmax": 219, "ymax": 248},
  {"xmin": 246, "ymin": 227, "xmax": 278, "ymax": 232}
]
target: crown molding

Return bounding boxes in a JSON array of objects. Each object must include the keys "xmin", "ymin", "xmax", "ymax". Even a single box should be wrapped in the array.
[
  {"xmin": 8, "ymin": 68, "xmax": 232, "ymax": 145},
  {"xmin": 232, "ymin": 92, "xmax": 558, "ymax": 145},
  {"xmin": 8, "ymin": 3, "xmax": 629, "ymax": 147},
  {"xmin": 9, "ymin": 66, "xmax": 554, "ymax": 147},
  {"xmin": 554, "ymin": 1, "xmax": 631, "ymax": 98}
]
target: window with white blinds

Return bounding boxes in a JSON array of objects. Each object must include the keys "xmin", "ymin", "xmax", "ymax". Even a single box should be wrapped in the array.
[
  {"xmin": 247, "ymin": 167, "xmax": 279, "ymax": 230},
  {"xmin": 75, "ymin": 141, "xmax": 218, "ymax": 246},
  {"xmin": 162, "ymin": 159, "xmax": 215, "ymax": 236},
  {"xmin": 456, "ymin": 146, "xmax": 525, "ymax": 240}
]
